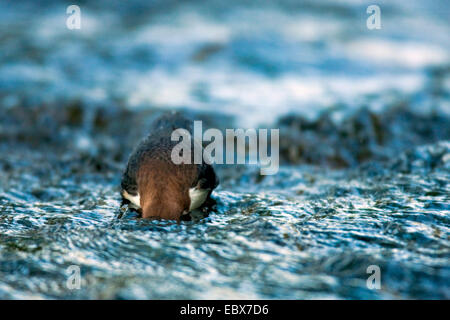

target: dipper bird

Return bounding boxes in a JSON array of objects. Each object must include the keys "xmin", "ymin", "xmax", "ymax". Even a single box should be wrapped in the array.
[{"xmin": 120, "ymin": 112, "xmax": 219, "ymax": 220}]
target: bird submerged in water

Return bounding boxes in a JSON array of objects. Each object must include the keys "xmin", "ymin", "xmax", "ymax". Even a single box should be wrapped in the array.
[{"xmin": 120, "ymin": 112, "xmax": 219, "ymax": 221}]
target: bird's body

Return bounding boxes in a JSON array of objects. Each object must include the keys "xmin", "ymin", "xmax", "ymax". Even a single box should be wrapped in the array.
[{"xmin": 120, "ymin": 113, "xmax": 218, "ymax": 220}]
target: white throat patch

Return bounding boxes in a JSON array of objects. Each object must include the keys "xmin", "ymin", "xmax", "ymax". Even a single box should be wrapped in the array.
[
  {"xmin": 123, "ymin": 189, "xmax": 209, "ymax": 212},
  {"xmin": 122, "ymin": 190, "xmax": 141, "ymax": 209},
  {"xmin": 189, "ymin": 188, "xmax": 209, "ymax": 211}
]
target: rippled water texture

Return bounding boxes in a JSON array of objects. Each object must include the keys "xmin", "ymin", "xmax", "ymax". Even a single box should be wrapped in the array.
[{"xmin": 0, "ymin": 0, "xmax": 449, "ymax": 299}]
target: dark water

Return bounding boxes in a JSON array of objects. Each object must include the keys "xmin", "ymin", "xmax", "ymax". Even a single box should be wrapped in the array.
[{"xmin": 0, "ymin": 0, "xmax": 449, "ymax": 299}]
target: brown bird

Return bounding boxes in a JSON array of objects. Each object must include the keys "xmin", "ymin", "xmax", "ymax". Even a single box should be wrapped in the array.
[{"xmin": 120, "ymin": 112, "xmax": 219, "ymax": 220}]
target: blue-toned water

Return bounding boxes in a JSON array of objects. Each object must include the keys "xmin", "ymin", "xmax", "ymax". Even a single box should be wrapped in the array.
[{"xmin": 0, "ymin": 0, "xmax": 449, "ymax": 299}]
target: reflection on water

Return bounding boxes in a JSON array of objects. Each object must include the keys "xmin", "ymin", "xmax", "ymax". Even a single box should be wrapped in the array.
[{"xmin": 0, "ymin": 0, "xmax": 449, "ymax": 299}]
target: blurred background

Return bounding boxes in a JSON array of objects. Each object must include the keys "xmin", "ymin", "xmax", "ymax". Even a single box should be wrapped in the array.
[{"xmin": 0, "ymin": 0, "xmax": 449, "ymax": 299}]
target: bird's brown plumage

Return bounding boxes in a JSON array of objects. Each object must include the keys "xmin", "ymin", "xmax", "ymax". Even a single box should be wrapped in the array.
[{"xmin": 120, "ymin": 112, "xmax": 219, "ymax": 220}]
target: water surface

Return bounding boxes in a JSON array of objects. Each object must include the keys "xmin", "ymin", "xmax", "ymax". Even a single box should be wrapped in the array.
[{"xmin": 0, "ymin": 0, "xmax": 449, "ymax": 299}]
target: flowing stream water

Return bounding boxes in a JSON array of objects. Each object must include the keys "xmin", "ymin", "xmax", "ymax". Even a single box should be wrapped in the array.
[{"xmin": 0, "ymin": 0, "xmax": 449, "ymax": 299}]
